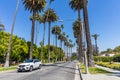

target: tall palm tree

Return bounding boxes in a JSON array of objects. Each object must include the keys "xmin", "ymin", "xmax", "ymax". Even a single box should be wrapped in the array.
[
  {"xmin": 82, "ymin": 0, "xmax": 94, "ymax": 67},
  {"xmin": 58, "ymin": 33, "xmax": 65, "ymax": 49},
  {"xmin": 4, "ymin": 0, "xmax": 20, "ymax": 68},
  {"xmin": 69, "ymin": 0, "xmax": 83, "ymax": 62},
  {"xmin": 73, "ymin": 20, "xmax": 84, "ymax": 62},
  {"xmin": 43, "ymin": 8, "xmax": 58, "ymax": 62},
  {"xmin": 69, "ymin": 39, "xmax": 72, "ymax": 58},
  {"xmin": 23, "ymin": 0, "xmax": 46, "ymax": 59},
  {"xmin": 41, "ymin": 16, "xmax": 46, "ymax": 46},
  {"xmin": 30, "ymin": 13, "xmax": 42, "ymax": 45},
  {"xmin": 52, "ymin": 25, "xmax": 61, "ymax": 47},
  {"xmin": 35, "ymin": 13, "xmax": 42, "ymax": 45},
  {"xmin": 92, "ymin": 34, "xmax": 99, "ymax": 55}
]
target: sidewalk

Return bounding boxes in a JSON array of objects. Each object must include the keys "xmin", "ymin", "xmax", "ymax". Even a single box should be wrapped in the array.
[{"xmin": 81, "ymin": 65, "xmax": 120, "ymax": 80}]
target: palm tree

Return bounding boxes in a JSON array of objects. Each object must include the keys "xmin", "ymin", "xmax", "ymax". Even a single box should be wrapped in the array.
[
  {"xmin": 73, "ymin": 20, "xmax": 84, "ymax": 62},
  {"xmin": 30, "ymin": 13, "xmax": 42, "ymax": 45},
  {"xmin": 69, "ymin": 0, "xmax": 83, "ymax": 62},
  {"xmin": 82, "ymin": 0, "xmax": 94, "ymax": 67},
  {"xmin": 4, "ymin": 0, "xmax": 20, "ymax": 68},
  {"xmin": 41, "ymin": 15, "xmax": 46, "ymax": 46},
  {"xmin": 43, "ymin": 8, "xmax": 58, "ymax": 62},
  {"xmin": 52, "ymin": 25, "xmax": 61, "ymax": 47},
  {"xmin": 23, "ymin": 0, "xmax": 46, "ymax": 59},
  {"xmin": 58, "ymin": 33, "xmax": 65, "ymax": 49},
  {"xmin": 69, "ymin": 39, "xmax": 72, "ymax": 58},
  {"xmin": 92, "ymin": 34, "xmax": 99, "ymax": 55},
  {"xmin": 61, "ymin": 24, "xmax": 64, "ymax": 30}
]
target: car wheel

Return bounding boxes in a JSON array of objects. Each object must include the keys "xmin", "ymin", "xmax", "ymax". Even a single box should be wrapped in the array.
[
  {"xmin": 38, "ymin": 65, "xmax": 41, "ymax": 69},
  {"xmin": 29, "ymin": 66, "xmax": 33, "ymax": 72}
]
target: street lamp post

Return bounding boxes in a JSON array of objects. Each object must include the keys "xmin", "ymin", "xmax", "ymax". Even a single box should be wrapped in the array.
[{"xmin": 82, "ymin": 22, "xmax": 89, "ymax": 74}]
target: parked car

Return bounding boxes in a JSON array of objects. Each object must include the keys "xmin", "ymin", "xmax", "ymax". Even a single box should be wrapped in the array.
[{"xmin": 17, "ymin": 59, "xmax": 42, "ymax": 72}]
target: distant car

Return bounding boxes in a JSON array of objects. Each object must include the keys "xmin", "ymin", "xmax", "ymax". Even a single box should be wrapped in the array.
[{"xmin": 17, "ymin": 59, "xmax": 42, "ymax": 72}]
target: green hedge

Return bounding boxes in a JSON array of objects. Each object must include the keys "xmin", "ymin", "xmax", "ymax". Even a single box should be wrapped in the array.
[
  {"xmin": 113, "ymin": 54, "xmax": 120, "ymax": 62},
  {"xmin": 96, "ymin": 62, "xmax": 120, "ymax": 70},
  {"xmin": 94, "ymin": 56, "xmax": 113, "ymax": 62}
]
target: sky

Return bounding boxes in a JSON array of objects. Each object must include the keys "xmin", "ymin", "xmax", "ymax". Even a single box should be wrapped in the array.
[{"xmin": 0, "ymin": 0, "xmax": 120, "ymax": 52}]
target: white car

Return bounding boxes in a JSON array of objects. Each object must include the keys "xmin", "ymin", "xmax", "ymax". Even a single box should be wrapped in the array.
[{"xmin": 17, "ymin": 59, "xmax": 42, "ymax": 72}]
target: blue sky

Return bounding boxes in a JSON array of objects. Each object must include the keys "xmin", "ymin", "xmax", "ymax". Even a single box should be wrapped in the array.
[{"xmin": 0, "ymin": 0, "xmax": 120, "ymax": 52}]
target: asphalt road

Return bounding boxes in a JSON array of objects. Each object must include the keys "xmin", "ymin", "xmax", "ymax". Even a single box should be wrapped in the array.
[{"xmin": 0, "ymin": 61, "xmax": 77, "ymax": 80}]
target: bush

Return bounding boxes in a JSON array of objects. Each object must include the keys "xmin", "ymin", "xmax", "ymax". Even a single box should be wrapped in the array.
[
  {"xmin": 96, "ymin": 62, "xmax": 120, "ymax": 70},
  {"xmin": 113, "ymin": 54, "xmax": 120, "ymax": 62},
  {"xmin": 94, "ymin": 56, "xmax": 113, "ymax": 62}
]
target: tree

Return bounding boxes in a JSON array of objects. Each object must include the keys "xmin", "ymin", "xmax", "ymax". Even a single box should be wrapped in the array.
[
  {"xmin": 92, "ymin": 34, "xmax": 99, "ymax": 55},
  {"xmin": 69, "ymin": 0, "xmax": 83, "ymax": 63},
  {"xmin": 43, "ymin": 8, "xmax": 58, "ymax": 62},
  {"xmin": 23, "ymin": 0, "xmax": 46, "ymax": 59},
  {"xmin": 4, "ymin": 0, "xmax": 20, "ymax": 68},
  {"xmin": 82, "ymin": 0, "xmax": 94, "ymax": 67},
  {"xmin": 72, "ymin": 20, "xmax": 84, "ymax": 62},
  {"xmin": 52, "ymin": 25, "xmax": 61, "ymax": 47},
  {"xmin": 58, "ymin": 33, "xmax": 64, "ymax": 49}
]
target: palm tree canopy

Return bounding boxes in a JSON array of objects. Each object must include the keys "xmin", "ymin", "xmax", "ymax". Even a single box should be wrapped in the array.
[
  {"xmin": 92, "ymin": 34, "xmax": 99, "ymax": 40},
  {"xmin": 61, "ymin": 24, "xmax": 64, "ymax": 30},
  {"xmin": 52, "ymin": 25, "xmax": 61, "ymax": 35},
  {"xmin": 30, "ymin": 12, "xmax": 42, "ymax": 22},
  {"xmin": 23, "ymin": 0, "xmax": 46, "ymax": 13},
  {"xmin": 43, "ymin": 8, "xmax": 58, "ymax": 22},
  {"xmin": 72, "ymin": 20, "xmax": 80, "ymax": 38},
  {"xmin": 58, "ymin": 33, "xmax": 65, "ymax": 41},
  {"xmin": 69, "ymin": 0, "xmax": 83, "ymax": 11}
]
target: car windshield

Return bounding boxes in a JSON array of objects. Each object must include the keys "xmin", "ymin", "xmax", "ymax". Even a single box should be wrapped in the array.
[{"xmin": 25, "ymin": 60, "xmax": 33, "ymax": 63}]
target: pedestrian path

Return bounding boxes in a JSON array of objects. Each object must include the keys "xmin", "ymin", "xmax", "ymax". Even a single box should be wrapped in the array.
[{"xmin": 81, "ymin": 65, "xmax": 120, "ymax": 80}]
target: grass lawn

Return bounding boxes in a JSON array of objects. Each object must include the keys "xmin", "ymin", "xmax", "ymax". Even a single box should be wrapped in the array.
[
  {"xmin": 0, "ymin": 66, "xmax": 17, "ymax": 72},
  {"xmin": 79, "ymin": 63, "xmax": 111, "ymax": 74}
]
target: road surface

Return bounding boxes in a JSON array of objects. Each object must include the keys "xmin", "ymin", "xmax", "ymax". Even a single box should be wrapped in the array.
[{"xmin": 0, "ymin": 61, "xmax": 77, "ymax": 80}]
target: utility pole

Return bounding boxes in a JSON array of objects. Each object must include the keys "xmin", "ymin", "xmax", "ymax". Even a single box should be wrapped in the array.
[{"xmin": 82, "ymin": 22, "xmax": 89, "ymax": 74}]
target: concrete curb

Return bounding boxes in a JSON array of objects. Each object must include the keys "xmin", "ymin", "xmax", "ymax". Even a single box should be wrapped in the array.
[{"xmin": 74, "ymin": 64, "xmax": 81, "ymax": 80}]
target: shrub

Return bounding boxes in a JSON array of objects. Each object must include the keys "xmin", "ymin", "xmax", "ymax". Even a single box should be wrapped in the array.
[
  {"xmin": 96, "ymin": 62, "xmax": 120, "ymax": 70},
  {"xmin": 113, "ymin": 54, "xmax": 120, "ymax": 62},
  {"xmin": 94, "ymin": 56, "xmax": 113, "ymax": 62}
]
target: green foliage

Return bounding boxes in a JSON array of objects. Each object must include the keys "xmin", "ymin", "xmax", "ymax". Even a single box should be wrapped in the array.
[
  {"xmin": 94, "ymin": 56, "xmax": 113, "ymax": 62},
  {"xmin": 0, "ymin": 66, "xmax": 17, "ymax": 71},
  {"xmin": 113, "ymin": 54, "xmax": 120, "ymax": 62},
  {"xmin": 80, "ymin": 63, "xmax": 111, "ymax": 74},
  {"xmin": 0, "ymin": 31, "xmax": 28, "ymax": 63},
  {"xmin": 71, "ymin": 53, "xmax": 77, "ymax": 60},
  {"xmin": 96, "ymin": 62, "xmax": 120, "ymax": 70},
  {"xmin": 0, "ymin": 31, "xmax": 65, "ymax": 64}
]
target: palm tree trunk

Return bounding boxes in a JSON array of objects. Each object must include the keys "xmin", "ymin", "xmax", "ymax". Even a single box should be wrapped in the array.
[
  {"xmin": 82, "ymin": 0, "xmax": 94, "ymax": 67},
  {"xmin": 4, "ymin": 0, "xmax": 20, "ymax": 68},
  {"xmin": 78, "ymin": 8, "xmax": 84, "ymax": 63},
  {"xmin": 35, "ymin": 21, "xmax": 38, "ymax": 45},
  {"xmin": 29, "ymin": 12, "xmax": 35, "ymax": 59},
  {"xmin": 48, "ymin": 21, "xmax": 51, "ymax": 62},
  {"xmin": 56, "ymin": 34, "xmax": 57, "ymax": 47},
  {"xmin": 43, "ymin": 23, "xmax": 46, "ymax": 45},
  {"xmin": 95, "ymin": 39, "xmax": 98, "ymax": 55}
]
